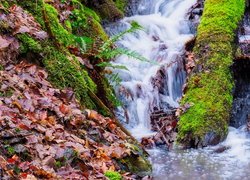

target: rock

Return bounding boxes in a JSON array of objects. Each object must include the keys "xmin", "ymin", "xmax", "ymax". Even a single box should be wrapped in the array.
[
  {"xmin": 141, "ymin": 137, "xmax": 155, "ymax": 149},
  {"xmin": 213, "ymin": 146, "xmax": 230, "ymax": 153},
  {"xmin": 119, "ymin": 155, "xmax": 152, "ymax": 178},
  {"xmin": 247, "ymin": 114, "xmax": 250, "ymax": 131},
  {"xmin": 85, "ymin": 0, "xmax": 124, "ymax": 22}
]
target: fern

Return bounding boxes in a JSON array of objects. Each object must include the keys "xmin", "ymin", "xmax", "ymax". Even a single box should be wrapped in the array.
[
  {"xmin": 74, "ymin": 35, "xmax": 93, "ymax": 52},
  {"xmin": 99, "ymin": 21, "xmax": 143, "ymax": 53},
  {"xmin": 97, "ymin": 62, "xmax": 129, "ymax": 71},
  {"xmin": 72, "ymin": 21, "xmax": 154, "ymax": 86},
  {"xmin": 107, "ymin": 73, "xmax": 122, "ymax": 86},
  {"xmin": 98, "ymin": 47, "xmax": 152, "ymax": 63}
]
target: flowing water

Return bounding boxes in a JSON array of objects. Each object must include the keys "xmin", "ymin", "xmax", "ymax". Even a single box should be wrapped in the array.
[
  {"xmin": 105, "ymin": 0, "xmax": 250, "ymax": 179},
  {"xmin": 106, "ymin": 0, "xmax": 194, "ymax": 138}
]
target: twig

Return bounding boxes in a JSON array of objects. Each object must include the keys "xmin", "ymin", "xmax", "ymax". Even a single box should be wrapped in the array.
[{"xmin": 156, "ymin": 123, "xmax": 170, "ymax": 149}]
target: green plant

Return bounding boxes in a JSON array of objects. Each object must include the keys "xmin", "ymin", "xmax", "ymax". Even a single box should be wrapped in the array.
[
  {"xmin": 18, "ymin": 33, "xmax": 42, "ymax": 54},
  {"xmin": 70, "ymin": 9, "xmax": 87, "ymax": 29},
  {"xmin": 6, "ymin": 146, "xmax": 15, "ymax": 156},
  {"xmin": 13, "ymin": 166, "xmax": 21, "ymax": 175},
  {"xmin": 72, "ymin": 21, "xmax": 150, "ymax": 87},
  {"xmin": 15, "ymin": 128, "xmax": 21, "ymax": 133},
  {"xmin": 94, "ymin": 22, "xmax": 153, "ymax": 86},
  {"xmin": 97, "ymin": 21, "xmax": 149, "ymax": 63},
  {"xmin": 104, "ymin": 171, "xmax": 122, "ymax": 180},
  {"xmin": 114, "ymin": 0, "xmax": 128, "ymax": 13},
  {"xmin": 74, "ymin": 35, "xmax": 93, "ymax": 52},
  {"xmin": 55, "ymin": 160, "xmax": 64, "ymax": 168}
]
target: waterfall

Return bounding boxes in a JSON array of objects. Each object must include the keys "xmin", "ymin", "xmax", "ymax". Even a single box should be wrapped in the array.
[{"xmin": 105, "ymin": 0, "xmax": 196, "ymax": 139}]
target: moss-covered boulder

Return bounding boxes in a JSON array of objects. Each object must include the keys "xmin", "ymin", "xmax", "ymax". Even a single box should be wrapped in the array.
[
  {"xmin": 177, "ymin": 0, "xmax": 245, "ymax": 148},
  {"xmin": 84, "ymin": 0, "xmax": 124, "ymax": 22},
  {"xmin": 118, "ymin": 143, "xmax": 152, "ymax": 177}
]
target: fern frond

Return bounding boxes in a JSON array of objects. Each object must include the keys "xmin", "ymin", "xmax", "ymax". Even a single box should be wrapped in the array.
[
  {"xmin": 97, "ymin": 62, "xmax": 129, "ymax": 71},
  {"xmin": 99, "ymin": 21, "xmax": 143, "ymax": 53},
  {"xmin": 74, "ymin": 36, "xmax": 93, "ymax": 52},
  {"xmin": 107, "ymin": 73, "xmax": 122, "ymax": 86},
  {"xmin": 98, "ymin": 47, "xmax": 155, "ymax": 64}
]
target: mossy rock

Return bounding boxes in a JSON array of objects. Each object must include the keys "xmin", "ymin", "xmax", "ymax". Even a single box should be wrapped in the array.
[
  {"xmin": 114, "ymin": 0, "xmax": 128, "ymax": 13},
  {"xmin": 117, "ymin": 143, "xmax": 152, "ymax": 177},
  {"xmin": 44, "ymin": 3, "xmax": 75, "ymax": 46},
  {"xmin": 119, "ymin": 155, "xmax": 152, "ymax": 177},
  {"xmin": 85, "ymin": 0, "xmax": 124, "ymax": 22},
  {"xmin": 17, "ymin": 34, "xmax": 42, "ymax": 54},
  {"xmin": 177, "ymin": 0, "xmax": 245, "ymax": 148}
]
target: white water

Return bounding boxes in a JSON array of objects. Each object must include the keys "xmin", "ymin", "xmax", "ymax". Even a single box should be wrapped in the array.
[
  {"xmin": 106, "ymin": 0, "xmax": 250, "ymax": 179},
  {"xmin": 150, "ymin": 126, "xmax": 250, "ymax": 179},
  {"xmin": 106, "ymin": 0, "xmax": 195, "ymax": 138}
]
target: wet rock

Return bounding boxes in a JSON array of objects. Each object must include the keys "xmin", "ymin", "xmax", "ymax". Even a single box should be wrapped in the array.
[
  {"xmin": 141, "ymin": 137, "xmax": 155, "ymax": 149},
  {"xmin": 151, "ymin": 68, "xmax": 167, "ymax": 95},
  {"xmin": 187, "ymin": 1, "xmax": 204, "ymax": 32},
  {"xmin": 152, "ymin": 35, "xmax": 160, "ymax": 41},
  {"xmin": 85, "ymin": 0, "xmax": 124, "ymax": 22},
  {"xmin": 246, "ymin": 114, "xmax": 250, "ymax": 131},
  {"xmin": 159, "ymin": 43, "xmax": 168, "ymax": 51},
  {"xmin": 119, "ymin": 155, "xmax": 152, "ymax": 178},
  {"xmin": 125, "ymin": 0, "xmax": 142, "ymax": 16},
  {"xmin": 203, "ymin": 132, "xmax": 222, "ymax": 146},
  {"xmin": 213, "ymin": 146, "xmax": 230, "ymax": 153},
  {"xmin": 231, "ymin": 60, "xmax": 250, "ymax": 128}
]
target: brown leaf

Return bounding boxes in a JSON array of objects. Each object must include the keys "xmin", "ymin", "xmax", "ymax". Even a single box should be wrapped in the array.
[
  {"xmin": 59, "ymin": 104, "xmax": 70, "ymax": 114},
  {"xmin": 0, "ymin": 35, "xmax": 12, "ymax": 50}
]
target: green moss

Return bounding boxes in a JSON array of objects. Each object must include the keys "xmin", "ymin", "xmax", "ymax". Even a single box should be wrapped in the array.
[
  {"xmin": 0, "ymin": 0, "xmax": 10, "ymax": 8},
  {"xmin": 0, "ymin": 20, "xmax": 10, "ymax": 33},
  {"xmin": 64, "ymin": 20, "xmax": 73, "ymax": 33},
  {"xmin": 119, "ymin": 155, "xmax": 152, "ymax": 177},
  {"xmin": 42, "ymin": 42, "xmax": 97, "ymax": 109},
  {"xmin": 72, "ymin": 0, "xmax": 101, "ymax": 22},
  {"xmin": 0, "ymin": 0, "xmax": 117, "ymax": 115},
  {"xmin": 54, "ymin": 161, "xmax": 63, "ymax": 168},
  {"xmin": 177, "ymin": 0, "xmax": 245, "ymax": 147},
  {"xmin": 114, "ymin": 0, "xmax": 128, "ymax": 13},
  {"xmin": 6, "ymin": 146, "xmax": 15, "ymax": 156},
  {"xmin": 44, "ymin": 3, "xmax": 75, "ymax": 47},
  {"xmin": 104, "ymin": 171, "xmax": 122, "ymax": 180},
  {"xmin": 0, "ymin": 88, "xmax": 13, "ymax": 97},
  {"xmin": 70, "ymin": 1, "xmax": 108, "ymax": 41},
  {"xmin": 85, "ymin": 0, "xmax": 124, "ymax": 22},
  {"xmin": 17, "ymin": 34, "xmax": 42, "ymax": 54},
  {"xmin": 98, "ymin": 0, "xmax": 124, "ymax": 21}
]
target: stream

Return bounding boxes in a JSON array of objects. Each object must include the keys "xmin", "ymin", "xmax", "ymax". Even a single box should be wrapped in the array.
[{"xmin": 105, "ymin": 0, "xmax": 250, "ymax": 179}]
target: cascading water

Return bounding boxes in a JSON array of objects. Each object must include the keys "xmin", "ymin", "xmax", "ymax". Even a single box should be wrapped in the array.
[
  {"xmin": 106, "ymin": 0, "xmax": 195, "ymax": 138},
  {"xmin": 106, "ymin": 0, "xmax": 250, "ymax": 179}
]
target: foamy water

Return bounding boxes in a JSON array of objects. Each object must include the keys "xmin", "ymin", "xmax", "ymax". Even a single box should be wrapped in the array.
[
  {"xmin": 106, "ymin": 0, "xmax": 196, "ymax": 138},
  {"xmin": 150, "ymin": 126, "xmax": 250, "ymax": 180}
]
